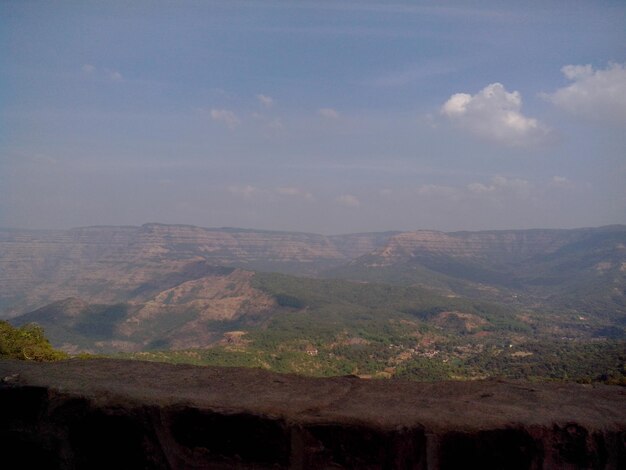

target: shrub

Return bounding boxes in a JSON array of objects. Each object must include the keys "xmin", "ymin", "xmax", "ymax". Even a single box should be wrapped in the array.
[{"xmin": 0, "ymin": 321, "xmax": 67, "ymax": 361}]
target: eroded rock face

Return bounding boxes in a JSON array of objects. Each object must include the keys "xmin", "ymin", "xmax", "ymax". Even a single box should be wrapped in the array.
[
  {"xmin": 370, "ymin": 228, "xmax": 605, "ymax": 265},
  {"xmin": 1, "ymin": 359, "xmax": 625, "ymax": 469}
]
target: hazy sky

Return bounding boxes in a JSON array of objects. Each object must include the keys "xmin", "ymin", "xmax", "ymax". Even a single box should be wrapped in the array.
[{"xmin": 2, "ymin": 1, "xmax": 625, "ymax": 234}]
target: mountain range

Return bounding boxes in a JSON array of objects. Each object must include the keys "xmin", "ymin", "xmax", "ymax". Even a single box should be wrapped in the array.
[
  {"xmin": 0, "ymin": 223, "xmax": 395, "ymax": 316},
  {"xmin": 1, "ymin": 223, "xmax": 625, "ymax": 372}
]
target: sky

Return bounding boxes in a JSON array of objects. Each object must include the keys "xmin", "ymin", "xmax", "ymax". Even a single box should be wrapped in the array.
[{"xmin": 2, "ymin": 0, "xmax": 626, "ymax": 234}]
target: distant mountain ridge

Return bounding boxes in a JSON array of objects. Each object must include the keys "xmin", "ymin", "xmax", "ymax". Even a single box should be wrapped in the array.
[
  {"xmin": 1, "ymin": 223, "xmax": 625, "ymax": 318},
  {"xmin": 0, "ymin": 223, "xmax": 396, "ymax": 316},
  {"xmin": 326, "ymin": 225, "xmax": 626, "ymax": 316},
  {"xmin": 368, "ymin": 227, "xmax": 625, "ymax": 264}
]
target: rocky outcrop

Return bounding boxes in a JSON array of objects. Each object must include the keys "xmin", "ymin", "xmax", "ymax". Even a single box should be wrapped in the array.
[
  {"xmin": 1, "ymin": 359, "xmax": 625, "ymax": 469},
  {"xmin": 370, "ymin": 228, "xmax": 623, "ymax": 265},
  {"xmin": 328, "ymin": 231, "xmax": 401, "ymax": 260}
]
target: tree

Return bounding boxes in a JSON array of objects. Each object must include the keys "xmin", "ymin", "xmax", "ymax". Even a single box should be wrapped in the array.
[{"xmin": 0, "ymin": 321, "xmax": 67, "ymax": 361}]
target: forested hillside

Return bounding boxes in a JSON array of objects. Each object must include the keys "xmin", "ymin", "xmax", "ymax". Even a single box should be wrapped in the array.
[{"xmin": 3, "ymin": 224, "xmax": 624, "ymax": 384}]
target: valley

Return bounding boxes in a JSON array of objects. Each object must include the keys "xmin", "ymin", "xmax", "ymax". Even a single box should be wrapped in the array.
[{"xmin": 1, "ymin": 223, "xmax": 625, "ymax": 384}]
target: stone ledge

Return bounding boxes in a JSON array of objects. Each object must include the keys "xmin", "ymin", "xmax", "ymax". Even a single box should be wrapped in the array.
[{"xmin": 1, "ymin": 359, "xmax": 625, "ymax": 469}]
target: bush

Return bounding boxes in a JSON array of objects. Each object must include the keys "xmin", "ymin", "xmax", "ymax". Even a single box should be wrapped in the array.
[{"xmin": 0, "ymin": 321, "xmax": 67, "ymax": 361}]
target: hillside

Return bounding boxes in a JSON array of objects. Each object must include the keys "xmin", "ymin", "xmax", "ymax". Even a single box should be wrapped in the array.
[
  {"xmin": 2, "ymin": 223, "xmax": 625, "ymax": 318},
  {"xmin": 12, "ymin": 267, "xmax": 277, "ymax": 353},
  {"xmin": 3, "ymin": 223, "xmax": 625, "ymax": 382},
  {"xmin": 10, "ymin": 270, "xmax": 625, "ymax": 384},
  {"xmin": 10, "ymin": 269, "xmax": 507, "ymax": 352},
  {"xmin": 323, "ymin": 225, "xmax": 626, "ymax": 318},
  {"xmin": 0, "ymin": 224, "xmax": 394, "ymax": 316}
]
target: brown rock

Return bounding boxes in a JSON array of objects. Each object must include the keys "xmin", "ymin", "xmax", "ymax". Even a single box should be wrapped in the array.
[{"xmin": 1, "ymin": 359, "xmax": 624, "ymax": 469}]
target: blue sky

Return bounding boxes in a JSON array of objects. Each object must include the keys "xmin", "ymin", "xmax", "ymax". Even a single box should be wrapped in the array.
[{"xmin": 2, "ymin": 1, "xmax": 625, "ymax": 234}]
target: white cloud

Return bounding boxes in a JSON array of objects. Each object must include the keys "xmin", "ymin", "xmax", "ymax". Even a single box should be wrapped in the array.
[
  {"xmin": 318, "ymin": 108, "xmax": 339, "ymax": 119},
  {"xmin": 252, "ymin": 112, "xmax": 284, "ymax": 132},
  {"xmin": 441, "ymin": 83, "xmax": 549, "ymax": 146},
  {"xmin": 257, "ymin": 94, "xmax": 274, "ymax": 108},
  {"xmin": 467, "ymin": 175, "xmax": 532, "ymax": 198},
  {"xmin": 275, "ymin": 187, "xmax": 300, "ymax": 196},
  {"xmin": 417, "ymin": 177, "xmax": 533, "ymax": 201},
  {"xmin": 549, "ymin": 175, "xmax": 578, "ymax": 190},
  {"xmin": 544, "ymin": 62, "xmax": 626, "ymax": 125},
  {"xmin": 228, "ymin": 185, "xmax": 258, "ymax": 198},
  {"xmin": 108, "ymin": 70, "xmax": 123, "ymax": 82},
  {"xmin": 81, "ymin": 64, "xmax": 123, "ymax": 82},
  {"xmin": 229, "ymin": 185, "xmax": 314, "ymax": 202},
  {"xmin": 337, "ymin": 194, "xmax": 360, "ymax": 207},
  {"xmin": 442, "ymin": 93, "xmax": 472, "ymax": 117},
  {"xmin": 275, "ymin": 187, "xmax": 314, "ymax": 201},
  {"xmin": 415, "ymin": 175, "xmax": 580, "ymax": 207},
  {"xmin": 417, "ymin": 184, "xmax": 459, "ymax": 198},
  {"xmin": 466, "ymin": 182, "xmax": 494, "ymax": 194},
  {"xmin": 210, "ymin": 109, "xmax": 240, "ymax": 129}
]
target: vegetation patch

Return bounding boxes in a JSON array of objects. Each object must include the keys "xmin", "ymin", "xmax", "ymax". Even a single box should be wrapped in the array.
[{"xmin": 0, "ymin": 321, "xmax": 67, "ymax": 361}]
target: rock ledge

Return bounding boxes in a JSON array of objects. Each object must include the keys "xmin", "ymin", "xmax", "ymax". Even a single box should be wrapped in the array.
[{"xmin": 1, "ymin": 358, "xmax": 625, "ymax": 469}]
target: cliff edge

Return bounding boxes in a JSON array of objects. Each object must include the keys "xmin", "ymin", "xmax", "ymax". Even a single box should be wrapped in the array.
[{"xmin": 1, "ymin": 358, "xmax": 625, "ymax": 469}]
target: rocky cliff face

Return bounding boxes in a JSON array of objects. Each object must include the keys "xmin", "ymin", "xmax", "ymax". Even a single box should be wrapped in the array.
[
  {"xmin": 370, "ymin": 228, "xmax": 619, "ymax": 265},
  {"xmin": 1, "ymin": 359, "xmax": 625, "ymax": 469}
]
